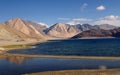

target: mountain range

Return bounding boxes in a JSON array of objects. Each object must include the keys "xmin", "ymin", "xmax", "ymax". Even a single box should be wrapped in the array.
[
  {"xmin": 0, "ymin": 18, "xmax": 119, "ymax": 42},
  {"xmin": 72, "ymin": 27, "xmax": 120, "ymax": 38},
  {"xmin": 44, "ymin": 23, "xmax": 117, "ymax": 38}
]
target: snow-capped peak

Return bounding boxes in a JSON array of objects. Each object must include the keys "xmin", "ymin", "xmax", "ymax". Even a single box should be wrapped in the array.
[{"xmin": 38, "ymin": 22, "xmax": 49, "ymax": 28}]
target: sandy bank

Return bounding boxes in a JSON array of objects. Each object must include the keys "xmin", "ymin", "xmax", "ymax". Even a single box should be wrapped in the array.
[
  {"xmin": 0, "ymin": 40, "xmax": 46, "ymax": 54},
  {"xmin": 3, "ymin": 53, "xmax": 120, "ymax": 60},
  {"xmin": 24, "ymin": 68, "xmax": 120, "ymax": 75}
]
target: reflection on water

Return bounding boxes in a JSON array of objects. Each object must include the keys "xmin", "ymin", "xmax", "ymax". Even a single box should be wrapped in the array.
[
  {"xmin": 0, "ymin": 55, "xmax": 120, "ymax": 75},
  {"xmin": 0, "ymin": 55, "xmax": 31, "ymax": 64}
]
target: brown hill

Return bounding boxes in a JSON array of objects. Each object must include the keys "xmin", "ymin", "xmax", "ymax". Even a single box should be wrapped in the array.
[
  {"xmin": 0, "ymin": 23, "xmax": 29, "ymax": 41},
  {"xmin": 25, "ymin": 21, "xmax": 47, "ymax": 35},
  {"xmin": 45, "ymin": 23, "xmax": 79, "ymax": 38},
  {"xmin": 5, "ymin": 18, "xmax": 46, "ymax": 39}
]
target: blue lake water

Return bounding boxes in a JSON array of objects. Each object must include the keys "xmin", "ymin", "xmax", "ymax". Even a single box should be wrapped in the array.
[
  {"xmin": 9, "ymin": 38, "xmax": 120, "ymax": 56},
  {"xmin": 0, "ymin": 56, "xmax": 120, "ymax": 75},
  {"xmin": 1, "ymin": 38, "xmax": 120, "ymax": 75}
]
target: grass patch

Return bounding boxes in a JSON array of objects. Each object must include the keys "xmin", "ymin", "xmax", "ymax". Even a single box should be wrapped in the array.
[
  {"xmin": 1, "ymin": 45, "xmax": 30, "ymax": 48},
  {"xmin": 0, "ymin": 45, "xmax": 36, "ymax": 52}
]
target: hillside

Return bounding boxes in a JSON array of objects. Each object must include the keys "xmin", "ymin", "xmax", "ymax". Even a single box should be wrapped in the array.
[
  {"xmin": 45, "ymin": 23, "xmax": 116, "ymax": 38},
  {"xmin": 5, "ymin": 18, "xmax": 46, "ymax": 39},
  {"xmin": 45, "ymin": 23, "xmax": 79, "ymax": 38},
  {"xmin": 0, "ymin": 23, "xmax": 29, "ymax": 41},
  {"xmin": 72, "ymin": 28, "xmax": 120, "ymax": 38}
]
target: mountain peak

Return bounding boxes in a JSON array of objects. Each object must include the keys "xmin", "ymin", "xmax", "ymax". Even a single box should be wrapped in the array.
[
  {"xmin": 53, "ymin": 23, "xmax": 69, "ymax": 28},
  {"xmin": 45, "ymin": 23, "xmax": 79, "ymax": 38},
  {"xmin": 10, "ymin": 18, "xmax": 23, "ymax": 22},
  {"xmin": 5, "ymin": 18, "xmax": 25, "ymax": 27},
  {"xmin": 5, "ymin": 18, "xmax": 46, "ymax": 39},
  {"xmin": 55, "ymin": 23, "xmax": 65, "ymax": 25},
  {"xmin": 13, "ymin": 18, "xmax": 22, "ymax": 20}
]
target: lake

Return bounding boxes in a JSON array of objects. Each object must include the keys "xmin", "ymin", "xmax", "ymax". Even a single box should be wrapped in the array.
[
  {"xmin": 2, "ymin": 38, "xmax": 120, "ymax": 75},
  {"xmin": 9, "ymin": 38, "xmax": 120, "ymax": 56},
  {"xmin": 0, "ymin": 55, "xmax": 120, "ymax": 75}
]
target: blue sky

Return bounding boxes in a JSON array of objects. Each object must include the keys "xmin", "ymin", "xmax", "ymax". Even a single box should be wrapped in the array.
[{"xmin": 0, "ymin": 0, "xmax": 120, "ymax": 26}]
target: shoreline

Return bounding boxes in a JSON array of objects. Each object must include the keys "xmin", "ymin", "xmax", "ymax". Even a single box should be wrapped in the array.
[
  {"xmin": 24, "ymin": 68, "xmax": 120, "ymax": 75},
  {"xmin": 77, "ymin": 37, "xmax": 116, "ymax": 39},
  {"xmin": 3, "ymin": 53, "xmax": 120, "ymax": 60},
  {"xmin": 0, "ymin": 40, "xmax": 47, "ymax": 53},
  {"xmin": 0, "ymin": 38, "xmax": 120, "ymax": 60},
  {"xmin": 1, "ymin": 38, "xmax": 120, "ymax": 60},
  {"xmin": 0, "ymin": 38, "xmax": 118, "ymax": 52}
]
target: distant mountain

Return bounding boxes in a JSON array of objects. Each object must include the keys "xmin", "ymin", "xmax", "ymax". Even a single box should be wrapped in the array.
[
  {"xmin": 45, "ymin": 23, "xmax": 79, "ymax": 38},
  {"xmin": 111, "ymin": 27, "xmax": 120, "ymax": 37},
  {"xmin": 45, "ymin": 23, "xmax": 118, "ymax": 38},
  {"xmin": 25, "ymin": 21, "xmax": 47, "ymax": 35},
  {"xmin": 72, "ymin": 27, "xmax": 120, "ymax": 38},
  {"xmin": 72, "ymin": 29, "xmax": 112, "ymax": 38},
  {"xmin": 38, "ymin": 22, "xmax": 49, "ymax": 28},
  {"xmin": 78, "ymin": 24, "xmax": 116, "ymax": 31},
  {"xmin": 95, "ymin": 24, "xmax": 117, "ymax": 30},
  {"xmin": 45, "ymin": 23, "xmax": 113, "ymax": 38},
  {"xmin": 5, "ymin": 18, "xmax": 46, "ymax": 39},
  {"xmin": 76, "ymin": 24, "xmax": 100, "ymax": 31}
]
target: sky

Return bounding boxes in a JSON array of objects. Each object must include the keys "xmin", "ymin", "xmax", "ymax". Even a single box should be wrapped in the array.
[{"xmin": 0, "ymin": 0, "xmax": 120, "ymax": 26}]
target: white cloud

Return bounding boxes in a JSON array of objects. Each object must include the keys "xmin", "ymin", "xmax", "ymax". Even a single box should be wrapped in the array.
[
  {"xmin": 100, "ymin": 15, "xmax": 119, "ymax": 20},
  {"xmin": 92, "ymin": 15, "xmax": 120, "ymax": 26},
  {"xmin": 66, "ymin": 15, "xmax": 120, "ymax": 26},
  {"xmin": 38, "ymin": 22, "xmax": 49, "ymax": 28},
  {"xmin": 67, "ymin": 21, "xmax": 80, "ymax": 25},
  {"xmin": 73, "ymin": 18, "xmax": 92, "ymax": 21},
  {"xmin": 96, "ymin": 5, "xmax": 105, "ymax": 11},
  {"xmin": 67, "ymin": 18, "xmax": 92, "ymax": 25},
  {"xmin": 57, "ymin": 18, "xmax": 70, "ymax": 20},
  {"xmin": 81, "ymin": 3, "xmax": 88, "ymax": 12}
]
